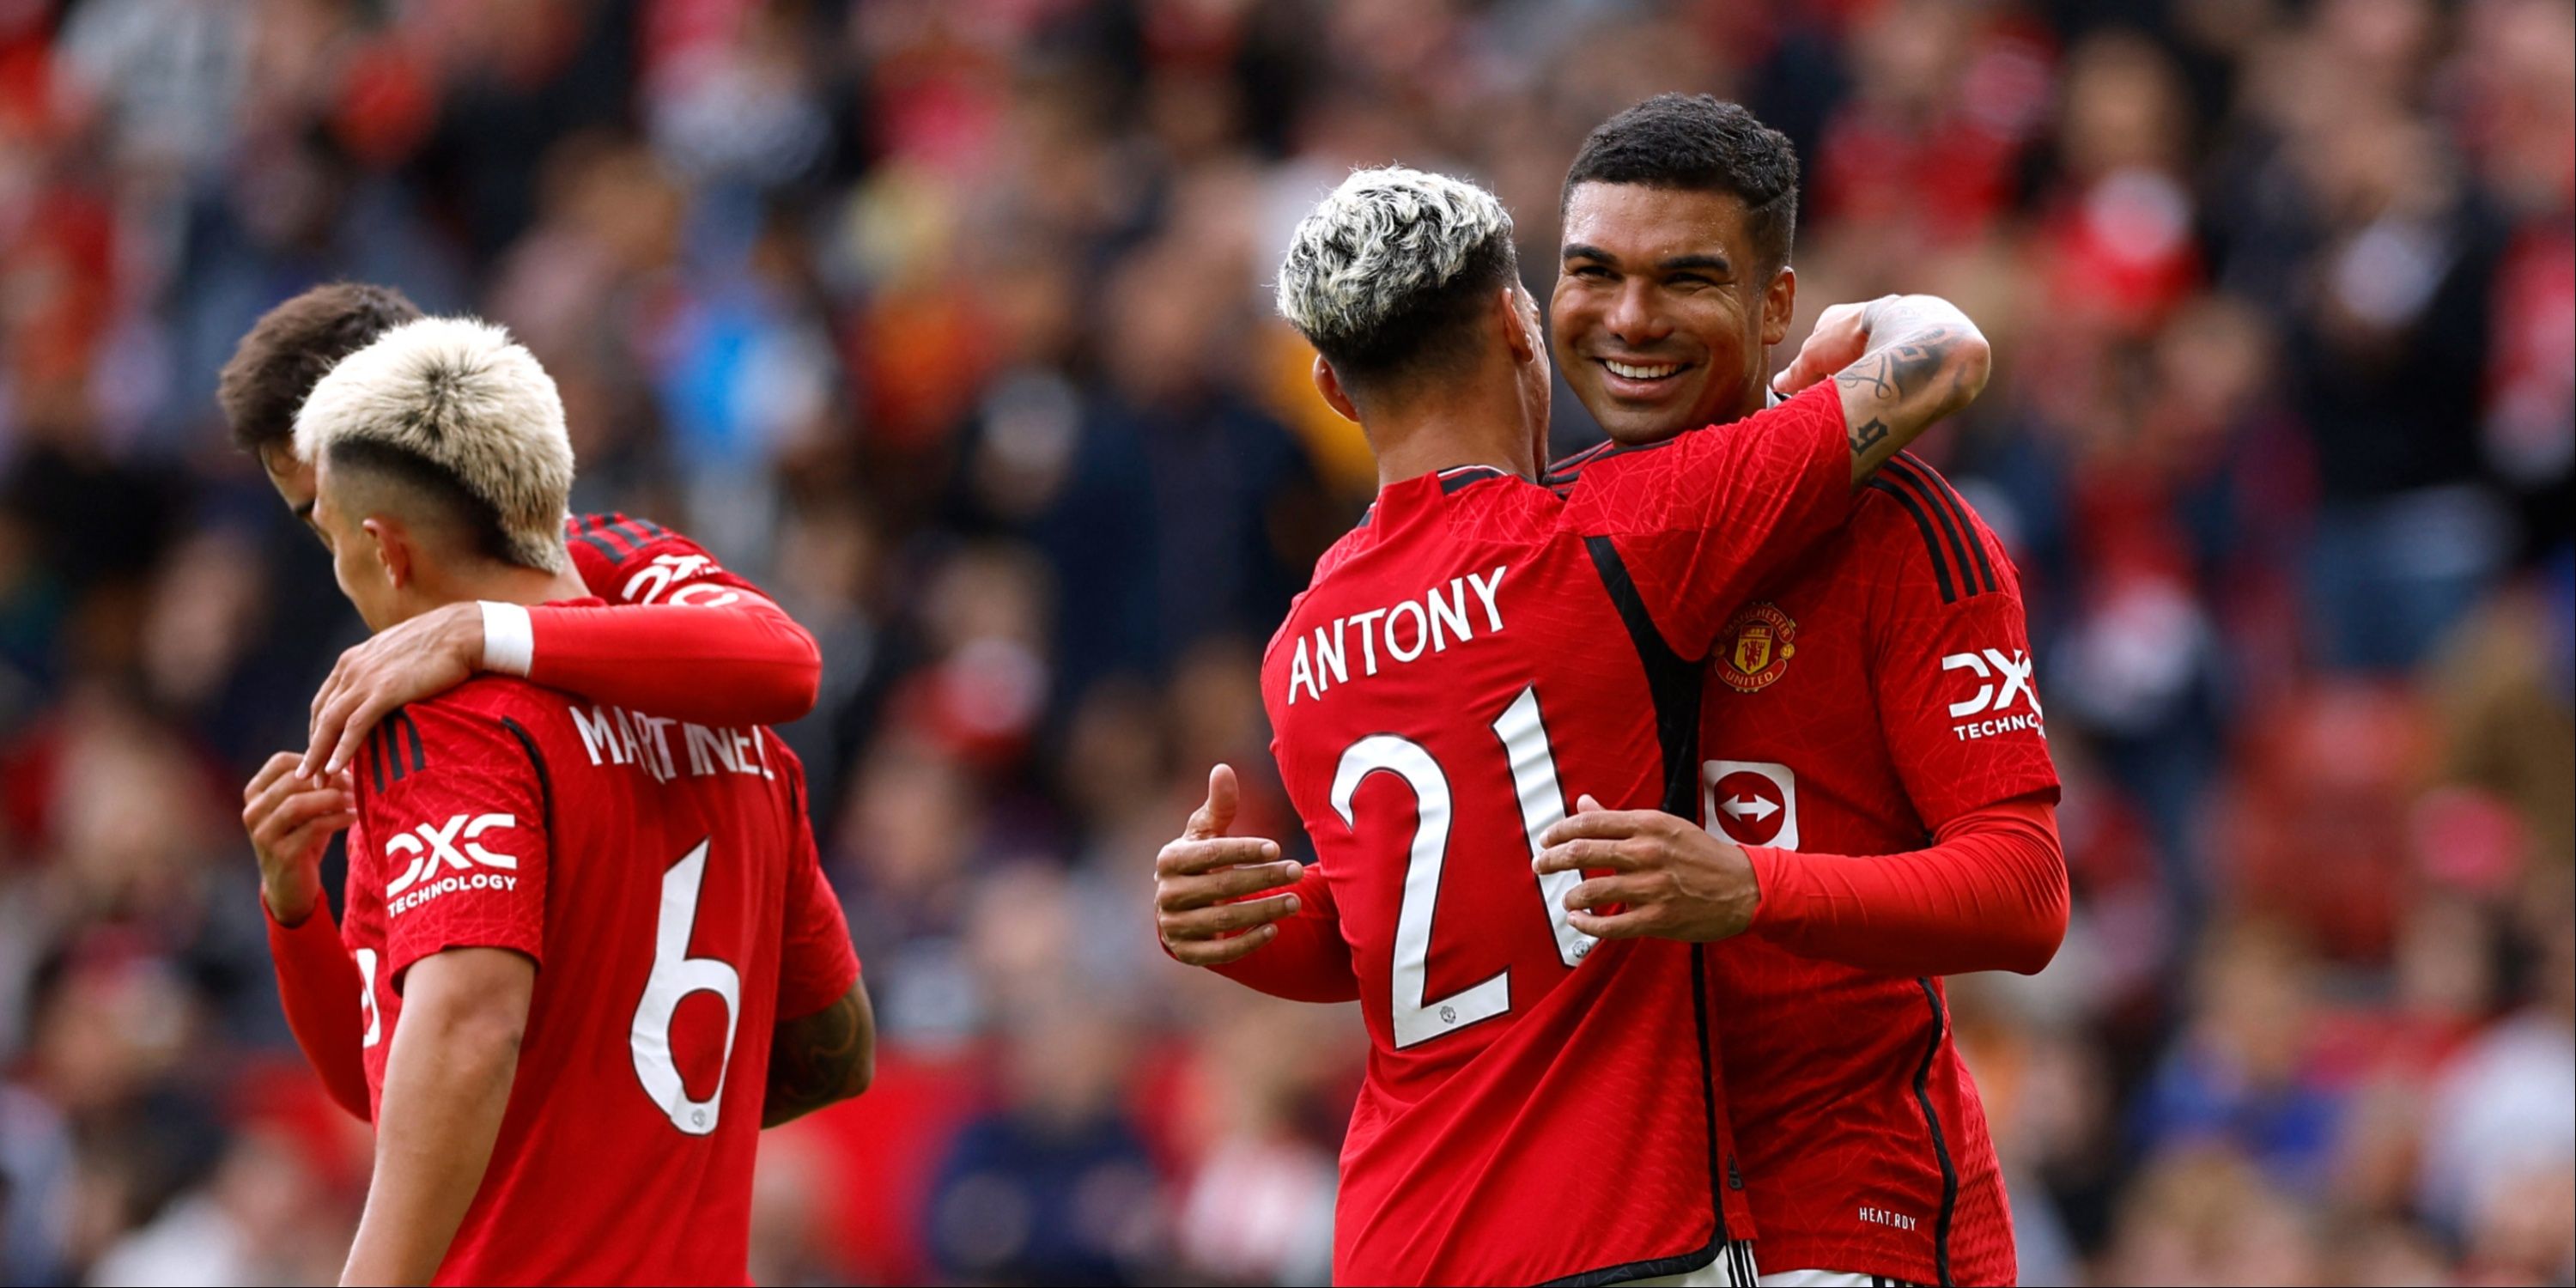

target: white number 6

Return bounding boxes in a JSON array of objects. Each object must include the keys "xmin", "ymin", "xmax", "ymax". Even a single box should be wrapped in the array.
[{"xmin": 629, "ymin": 839, "xmax": 741, "ymax": 1135}]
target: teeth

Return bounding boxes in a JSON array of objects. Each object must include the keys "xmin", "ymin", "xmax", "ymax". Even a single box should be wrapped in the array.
[{"xmin": 1606, "ymin": 360, "xmax": 1679, "ymax": 380}]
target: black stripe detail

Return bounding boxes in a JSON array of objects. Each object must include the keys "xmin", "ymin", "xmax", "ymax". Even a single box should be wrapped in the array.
[
  {"xmin": 630, "ymin": 517, "xmax": 668, "ymax": 539},
  {"xmin": 497, "ymin": 717, "xmax": 556, "ymax": 849},
  {"xmin": 581, "ymin": 513, "xmax": 634, "ymax": 556},
  {"xmin": 1883, "ymin": 458, "xmax": 1984, "ymax": 601},
  {"xmin": 1689, "ymin": 942, "xmax": 1731, "ymax": 1241},
  {"xmin": 1583, "ymin": 537, "xmax": 1704, "ymax": 816},
  {"xmin": 569, "ymin": 522, "xmax": 624, "ymax": 564},
  {"xmin": 1590, "ymin": 435, "xmax": 1682, "ymax": 461},
  {"xmin": 1864, "ymin": 478, "xmax": 1959, "ymax": 604},
  {"xmin": 1538, "ymin": 1236, "xmax": 1728, "ymax": 1287},
  {"xmin": 1534, "ymin": 538, "xmax": 1735, "ymax": 1288},
  {"xmin": 1541, "ymin": 441, "xmax": 1615, "ymax": 486},
  {"xmin": 1906, "ymin": 457, "xmax": 2000, "ymax": 595},
  {"xmin": 368, "ymin": 723, "xmax": 387, "ymax": 793},
  {"xmin": 398, "ymin": 708, "xmax": 426, "ymax": 774},
  {"xmin": 1548, "ymin": 434, "xmax": 1689, "ymax": 488},
  {"xmin": 610, "ymin": 517, "xmax": 655, "ymax": 549},
  {"xmin": 384, "ymin": 714, "xmax": 408, "ymax": 784},
  {"xmin": 1912, "ymin": 978, "xmax": 1959, "ymax": 1288},
  {"xmin": 1437, "ymin": 466, "xmax": 1507, "ymax": 494}
]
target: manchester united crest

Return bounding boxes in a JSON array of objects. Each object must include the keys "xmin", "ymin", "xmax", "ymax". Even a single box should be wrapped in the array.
[{"xmin": 1716, "ymin": 603, "xmax": 1797, "ymax": 692}]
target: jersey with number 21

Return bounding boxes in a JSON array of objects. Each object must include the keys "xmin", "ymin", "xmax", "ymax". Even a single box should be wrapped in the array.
[{"xmin": 1255, "ymin": 381, "xmax": 1855, "ymax": 1285}]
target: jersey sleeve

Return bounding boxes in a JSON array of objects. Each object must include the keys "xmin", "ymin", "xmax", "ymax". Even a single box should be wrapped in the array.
[
  {"xmin": 1860, "ymin": 458, "xmax": 2061, "ymax": 823},
  {"xmin": 773, "ymin": 744, "xmax": 861, "ymax": 1022},
  {"xmin": 1202, "ymin": 867, "xmax": 1360, "ymax": 1003},
  {"xmin": 536, "ymin": 513, "xmax": 823, "ymax": 726},
  {"xmin": 358, "ymin": 706, "xmax": 550, "ymax": 986},
  {"xmin": 264, "ymin": 898, "xmax": 374, "ymax": 1121},
  {"xmin": 1743, "ymin": 795, "xmax": 2067, "ymax": 975},
  {"xmin": 1565, "ymin": 380, "xmax": 1853, "ymax": 659}
]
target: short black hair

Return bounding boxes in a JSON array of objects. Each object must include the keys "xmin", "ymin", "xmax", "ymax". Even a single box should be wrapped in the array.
[
  {"xmin": 1314, "ymin": 234, "xmax": 1521, "ymax": 392},
  {"xmin": 218, "ymin": 283, "xmax": 424, "ymax": 453},
  {"xmin": 1562, "ymin": 94, "xmax": 1801, "ymax": 276},
  {"xmin": 325, "ymin": 436, "xmax": 529, "ymax": 570}
]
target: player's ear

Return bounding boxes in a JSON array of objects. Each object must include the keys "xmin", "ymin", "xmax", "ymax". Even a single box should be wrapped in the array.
[
  {"xmin": 1498, "ymin": 286, "xmax": 1541, "ymax": 365},
  {"xmin": 1311, "ymin": 354, "xmax": 1360, "ymax": 424},
  {"xmin": 1761, "ymin": 264, "xmax": 1796, "ymax": 349},
  {"xmin": 361, "ymin": 516, "xmax": 411, "ymax": 591}
]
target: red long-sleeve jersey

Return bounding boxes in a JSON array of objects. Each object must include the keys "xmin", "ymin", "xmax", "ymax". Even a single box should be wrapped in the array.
[
  {"xmin": 1246, "ymin": 382, "xmax": 1867, "ymax": 1285},
  {"xmin": 1689, "ymin": 453, "xmax": 2061, "ymax": 1286},
  {"xmin": 342, "ymin": 672, "xmax": 857, "ymax": 1284},
  {"xmin": 264, "ymin": 513, "xmax": 826, "ymax": 1123},
  {"xmin": 1204, "ymin": 449, "xmax": 2064, "ymax": 1286}
]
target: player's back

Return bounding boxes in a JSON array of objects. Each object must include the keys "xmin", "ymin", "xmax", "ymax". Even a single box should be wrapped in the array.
[
  {"xmin": 1263, "ymin": 453, "xmax": 1826, "ymax": 1285},
  {"xmin": 343, "ymin": 674, "xmax": 832, "ymax": 1285}
]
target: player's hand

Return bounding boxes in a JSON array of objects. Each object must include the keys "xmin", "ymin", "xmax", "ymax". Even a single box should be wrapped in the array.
[
  {"xmin": 1155, "ymin": 764, "xmax": 1304, "ymax": 967},
  {"xmin": 1770, "ymin": 299, "xmax": 1876, "ymax": 398},
  {"xmin": 304, "ymin": 600, "xmax": 483, "ymax": 777},
  {"xmin": 1533, "ymin": 794, "xmax": 1759, "ymax": 942},
  {"xmin": 243, "ymin": 751, "xmax": 355, "ymax": 927}
]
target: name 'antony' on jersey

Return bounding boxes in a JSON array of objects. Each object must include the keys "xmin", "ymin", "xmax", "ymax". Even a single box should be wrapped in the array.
[{"xmin": 1284, "ymin": 565, "xmax": 1508, "ymax": 704}]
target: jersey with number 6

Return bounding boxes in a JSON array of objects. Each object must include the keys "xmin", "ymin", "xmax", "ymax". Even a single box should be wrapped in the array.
[
  {"xmin": 1254, "ymin": 380, "xmax": 1852, "ymax": 1285},
  {"xmin": 339, "ymin": 653, "xmax": 859, "ymax": 1285}
]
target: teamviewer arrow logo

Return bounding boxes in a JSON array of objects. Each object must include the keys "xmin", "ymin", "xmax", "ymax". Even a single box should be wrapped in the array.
[
  {"xmin": 1702, "ymin": 761, "xmax": 1798, "ymax": 849},
  {"xmin": 1719, "ymin": 794, "xmax": 1780, "ymax": 823}
]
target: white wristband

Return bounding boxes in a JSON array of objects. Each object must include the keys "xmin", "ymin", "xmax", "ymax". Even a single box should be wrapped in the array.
[{"xmin": 479, "ymin": 600, "xmax": 536, "ymax": 677}]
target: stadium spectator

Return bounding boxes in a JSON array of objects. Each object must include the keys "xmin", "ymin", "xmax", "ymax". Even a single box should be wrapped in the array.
[{"xmin": 0, "ymin": 1, "xmax": 2566, "ymax": 1283}]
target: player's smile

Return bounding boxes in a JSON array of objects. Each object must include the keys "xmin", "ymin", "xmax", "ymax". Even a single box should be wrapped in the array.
[{"xmin": 1593, "ymin": 355, "xmax": 1698, "ymax": 399}]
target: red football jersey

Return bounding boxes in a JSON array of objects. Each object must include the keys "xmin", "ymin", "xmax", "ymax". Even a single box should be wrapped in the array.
[
  {"xmin": 339, "ymin": 659, "xmax": 860, "ymax": 1285},
  {"xmin": 1690, "ymin": 453, "xmax": 2057, "ymax": 1286},
  {"xmin": 565, "ymin": 512, "xmax": 767, "ymax": 607},
  {"xmin": 1253, "ymin": 381, "xmax": 1852, "ymax": 1285}
]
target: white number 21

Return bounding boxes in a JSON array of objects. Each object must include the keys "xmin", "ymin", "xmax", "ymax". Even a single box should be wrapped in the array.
[{"xmin": 1332, "ymin": 686, "xmax": 1593, "ymax": 1050}]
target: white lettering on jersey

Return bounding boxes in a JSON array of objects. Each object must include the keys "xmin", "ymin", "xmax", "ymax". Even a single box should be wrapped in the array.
[
  {"xmin": 1288, "ymin": 566, "xmax": 1509, "ymax": 705},
  {"xmin": 569, "ymin": 702, "xmax": 776, "ymax": 784},
  {"xmin": 1941, "ymin": 647, "xmax": 2044, "ymax": 740},
  {"xmin": 385, "ymin": 812, "xmax": 523, "ymax": 915},
  {"xmin": 623, "ymin": 552, "xmax": 744, "ymax": 608}
]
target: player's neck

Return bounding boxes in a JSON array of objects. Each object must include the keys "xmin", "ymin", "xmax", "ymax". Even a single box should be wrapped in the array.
[
  {"xmin": 418, "ymin": 561, "xmax": 590, "ymax": 614},
  {"xmin": 1365, "ymin": 383, "xmax": 1541, "ymax": 490}
]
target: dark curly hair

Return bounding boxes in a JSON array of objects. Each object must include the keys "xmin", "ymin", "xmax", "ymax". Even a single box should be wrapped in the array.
[
  {"xmin": 1562, "ymin": 94, "xmax": 1801, "ymax": 276},
  {"xmin": 216, "ymin": 282, "xmax": 424, "ymax": 453}
]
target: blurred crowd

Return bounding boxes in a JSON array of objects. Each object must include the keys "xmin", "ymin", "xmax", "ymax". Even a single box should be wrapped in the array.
[{"xmin": 0, "ymin": 0, "xmax": 2569, "ymax": 1284}]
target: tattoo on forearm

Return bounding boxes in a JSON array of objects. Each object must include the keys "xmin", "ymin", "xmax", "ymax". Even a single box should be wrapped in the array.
[
  {"xmin": 1830, "ymin": 295, "xmax": 1990, "ymax": 481},
  {"xmin": 1832, "ymin": 325, "xmax": 1957, "ymax": 404},
  {"xmin": 1849, "ymin": 416, "xmax": 1889, "ymax": 455},
  {"xmin": 762, "ymin": 991, "xmax": 867, "ymax": 1126}
]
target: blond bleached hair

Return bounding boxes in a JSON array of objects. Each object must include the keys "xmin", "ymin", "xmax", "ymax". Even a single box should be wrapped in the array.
[
  {"xmin": 1274, "ymin": 165, "xmax": 1515, "ymax": 368},
  {"xmin": 294, "ymin": 316, "xmax": 573, "ymax": 574}
]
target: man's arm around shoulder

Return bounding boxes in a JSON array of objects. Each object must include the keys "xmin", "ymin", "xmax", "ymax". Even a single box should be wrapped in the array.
[
  {"xmin": 1773, "ymin": 294, "xmax": 1995, "ymax": 487},
  {"xmin": 763, "ymin": 981, "xmax": 875, "ymax": 1127}
]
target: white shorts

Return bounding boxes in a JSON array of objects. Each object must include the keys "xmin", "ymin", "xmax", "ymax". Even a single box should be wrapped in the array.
[{"xmin": 1754, "ymin": 1272, "xmax": 1917, "ymax": 1287}]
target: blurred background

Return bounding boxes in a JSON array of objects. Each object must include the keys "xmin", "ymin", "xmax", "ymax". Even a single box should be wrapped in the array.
[{"xmin": 0, "ymin": 0, "xmax": 2568, "ymax": 1284}]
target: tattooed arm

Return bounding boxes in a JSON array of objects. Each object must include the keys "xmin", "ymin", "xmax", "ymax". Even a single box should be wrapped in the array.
[
  {"xmin": 762, "ymin": 981, "xmax": 875, "ymax": 1127},
  {"xmin": 1774, "ymin": 295, "xmax": 1994, "ymax": 487}
]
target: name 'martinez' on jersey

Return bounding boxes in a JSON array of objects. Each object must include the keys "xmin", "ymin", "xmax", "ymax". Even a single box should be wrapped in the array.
[{"xmin": 568, "ymin": 702, "xmax": 779, "ymax": 784}]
